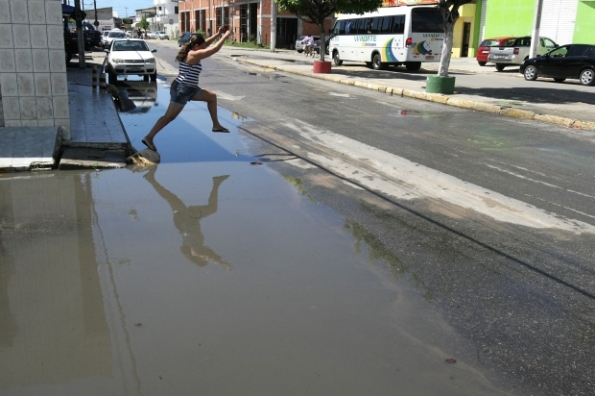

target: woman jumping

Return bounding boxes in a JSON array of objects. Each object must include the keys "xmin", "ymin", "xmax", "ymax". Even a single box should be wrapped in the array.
[{"xmin": 142, "ymin": 26, "xmax": 233, "ymax": 152}]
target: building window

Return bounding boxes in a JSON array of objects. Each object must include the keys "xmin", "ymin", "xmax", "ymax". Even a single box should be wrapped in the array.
[{"xmin": 175, "ymin": 6, "xmax": 179, "ymax": 14}]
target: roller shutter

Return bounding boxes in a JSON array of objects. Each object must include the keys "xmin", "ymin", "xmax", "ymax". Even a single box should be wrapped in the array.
[{"xmin": 539, "ymin": 0, "xmax": 577, "ymax": 45}]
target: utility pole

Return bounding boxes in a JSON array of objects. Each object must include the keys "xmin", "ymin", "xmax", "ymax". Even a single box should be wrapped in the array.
[
  {"xmin": 530, "ymin": 0, "xmax": 544, "ymax": 59},
  {"xmin": 93, "ymin": 0, "xmax": 99, "ymax": 29},
  {"xmin": 74, "ymin": 0, "xmax": 85, "ymax": 68},
  {"xmin": 270, "ymin": 0, "xmax": 276, "ymax": 50}
]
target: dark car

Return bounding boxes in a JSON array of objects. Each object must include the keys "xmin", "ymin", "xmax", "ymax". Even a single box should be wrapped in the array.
[
  {"xmin": 520, "ymin": 44, "xmax": 595, "ymax": 86},
  {"xmin": 476, "ymin": 36, "xmax": 515, "ymax": 66},
  {"xmin": 178, "ymin": 32, "xmax": 195, "ymax": 47}
]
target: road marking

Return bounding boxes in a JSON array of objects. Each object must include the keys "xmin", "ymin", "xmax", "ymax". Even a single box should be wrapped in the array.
[
  {"xmin": 214, "ymin": 91, "xmax": 245, "ymax": 101},
  {"xmin": 281, "ymin": 120, "xmax": 595, "ymax": 235}
]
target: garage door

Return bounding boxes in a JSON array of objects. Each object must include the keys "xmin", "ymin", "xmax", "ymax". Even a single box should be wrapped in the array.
[{"xmin": 539, "ymin": 0, "xmax": 577, "ymax": 45}]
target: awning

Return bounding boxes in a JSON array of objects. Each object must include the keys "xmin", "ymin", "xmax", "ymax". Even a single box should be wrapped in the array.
[{"xmin": 62, "ymin": 3, "xmax": 87, "ymax": 19}]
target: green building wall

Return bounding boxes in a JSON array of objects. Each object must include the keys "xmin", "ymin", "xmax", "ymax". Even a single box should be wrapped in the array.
[
  {"xmin": 482, "ymin": 0, "xmax": 594, "ymax": 45},
  {"xmin": 574, "ymin": 1, "xmax": 595, "ymax": 44},
  {"xmin": 483, "ymin": 0, "xmax": 536, "ymax": 38}
]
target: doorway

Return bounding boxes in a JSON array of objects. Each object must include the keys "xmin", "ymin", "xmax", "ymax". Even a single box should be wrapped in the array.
[{"xmin": 461, "ymin": 22, "xmax": 471, "ymax": 57}]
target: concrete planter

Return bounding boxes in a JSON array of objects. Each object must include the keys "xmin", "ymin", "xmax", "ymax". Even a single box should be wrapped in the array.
[
  {"xmin": 426, "ymin": 75, "xmax": 456, "ymax": 94},
  {"xmin": 313, "ymin": 61, "xmax": 332, "ymax": 74}
]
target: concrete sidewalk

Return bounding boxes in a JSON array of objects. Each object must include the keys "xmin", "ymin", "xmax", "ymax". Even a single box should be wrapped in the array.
[{"xmin": 0, "ymin": 52, "xmax": 132, "ymax": 172}]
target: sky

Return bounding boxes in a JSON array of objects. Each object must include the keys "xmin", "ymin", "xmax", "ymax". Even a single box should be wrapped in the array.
[{"xmin": 79, "ymin": 0, "xmax": 155, "ymax": 19}]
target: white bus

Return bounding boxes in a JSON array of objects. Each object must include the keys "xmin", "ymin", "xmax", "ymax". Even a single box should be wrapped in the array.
[{"xmin": 328, "ymin": 6, "xmax": 444, "ymax": 71}]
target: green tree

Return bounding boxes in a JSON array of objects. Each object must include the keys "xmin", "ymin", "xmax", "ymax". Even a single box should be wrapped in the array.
[
  {"xmin": 275, "ymin": 0, "xmax": 383, "ymax": 62},
  {"xmin": 140, "ymin": 15, "xmax": 150, "ymax": 35},
  {"xmin": 437, "ymin": 0, "xmax": 473, "ymax": 77}
]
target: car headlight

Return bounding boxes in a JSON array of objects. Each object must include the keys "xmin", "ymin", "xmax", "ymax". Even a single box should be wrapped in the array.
[
  {"xmin": 112, "ymin": 58, "xmax": 125, "ymax": 64},
  {"xmin": 145, "ymin": 58, "xmax": 156, "ymax": 64}
]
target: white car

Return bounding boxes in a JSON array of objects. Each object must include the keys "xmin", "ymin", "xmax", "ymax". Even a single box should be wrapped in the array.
[
  {"xmin": 106, "ymin": 39, "xmax": 157, "ymax": 82},
  {"xmin": 155, "ymin": 31, "xmax": 169, "ymax": 40},
  {"xmin": 102, "ymin": 29, "xmax": 126, "ymax": 48}
]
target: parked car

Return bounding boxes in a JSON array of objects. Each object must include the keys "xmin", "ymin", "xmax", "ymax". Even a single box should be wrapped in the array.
[
  {"xmin": 105, "ymin": 39, "xmax": 158, "ymax": 83},
  {"xmin": 488, "ymin": 36, "xmax": 558, "ymax": 71},
  {"xmin": 102, "ymin": 29, "xmax": 126, "ymax": 48},
  {"xmin": 476, "ymin": 36, "xmax": 515, "ymax": 66},
  {"xmin": 520, "ymin": 44, "xmax": 595, "ymax": 86},
  {"xmin": 154, "ymin": 31, "xmax": 169, "ymax": 40},
  {"xmin": 295, "ymin": 35, "xmax": 320, "ymax": 53},
  {"xmin": 178, "ymin": 32, "xmax": 203, "ymax": 47}
]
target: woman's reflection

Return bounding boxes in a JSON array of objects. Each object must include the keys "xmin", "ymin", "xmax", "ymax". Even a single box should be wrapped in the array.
[{"xmin": 143, "ymin": 167, "xmax": 231, "ymax": 270}]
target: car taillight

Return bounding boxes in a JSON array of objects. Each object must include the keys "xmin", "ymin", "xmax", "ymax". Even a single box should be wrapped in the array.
[
  {"xmin": 514, "ymin": 47, "xmax": 519, "ymax": 55},
  {"xmin": 406, "ymin": 37, "xmax": 412, "ymax": 48}
]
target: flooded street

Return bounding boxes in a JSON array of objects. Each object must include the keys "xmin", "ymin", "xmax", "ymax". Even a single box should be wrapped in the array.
[
  {"xmin": 2, "ymin": 59, "xmax": 595, "ymax": 395},
  {"xmin": 0, "ymin": 82, "xmax": 509, "ymax": 396}
]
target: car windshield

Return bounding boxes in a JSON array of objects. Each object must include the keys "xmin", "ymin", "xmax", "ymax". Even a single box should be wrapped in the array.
[
  {"xmin": 112, "ymin": 40, "xmax": 150, "ymax": 52},
  {"xmin": 109, "ymin": 32, "xmax": 126, "ymax": 38}
]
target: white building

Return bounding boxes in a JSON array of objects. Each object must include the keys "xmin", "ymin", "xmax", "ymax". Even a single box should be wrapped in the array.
[{"xmin": 137, "ymin": 0, "xmax": 180, "ymax": 38}]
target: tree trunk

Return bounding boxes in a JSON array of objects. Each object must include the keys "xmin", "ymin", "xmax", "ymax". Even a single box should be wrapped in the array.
[
  {"xmin": 437, "ymin": 19, "xmax": 455, "ymax": 77},
  {"xmin": 318, "ymin": 24, "xmax": 326, "ymax": 62}
]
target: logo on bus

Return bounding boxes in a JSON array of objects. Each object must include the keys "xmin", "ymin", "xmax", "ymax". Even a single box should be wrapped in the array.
[{"xmin": 354, "ymin": 35, "xmax": 376, "ymax": 42}]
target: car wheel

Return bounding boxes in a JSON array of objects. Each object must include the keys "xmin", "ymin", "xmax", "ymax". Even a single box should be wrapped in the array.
[
  {"xmin": 579, "ymin": 69, "xmax": 595, "ymax": 86},
  {"xmin": 478, "ymin": 61, "xmax": 486, "ymax": 66},
  {"xmin": 553, "ymin": 78, "xmax": 566, "ymax": 83},
  {"xmin": 65, "ymin": 49, "xmax": 72, "ymax": 65},
  {"xmin": 496, "ymin": 64, "xmax": 505, "ymax": 72},
  {"xmin": 333, "ymin": 50, "xmax": 342, "ymax": 66},
  {"xmin": 405, "ymin": 62, "xmax": 421, "ymax": 71},
  {"xmin": 143, "ymin": 74, "xmax": 150, "ymax": 82},
  {"xmin": 523, "ymin": 65, "xmax": 538, "ymax": 81},
  {"xmin": 297, "ymin": 49, "xmax": 303, "ymax": 53},
  {"xmin": 150, "ymin": 72, "xmax": 157, "ymax": 82},
  {"xmin": 372, "ymin": 53, "xmax": 386, "ymax": 70}
]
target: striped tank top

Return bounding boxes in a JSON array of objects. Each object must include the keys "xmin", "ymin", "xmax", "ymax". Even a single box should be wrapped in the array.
[{"xmin": 175, "ymin": 61, "xmax": 202, "ymax": 87}]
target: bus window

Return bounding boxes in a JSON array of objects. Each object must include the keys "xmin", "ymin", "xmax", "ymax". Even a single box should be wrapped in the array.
[
  {"xmin": 371, "ymin": 17, "xmax": 381, "ymax": 34},
  {"xmin": 411, "ymin": 8, "xmax": 443, "ymax": 33},
  {"xmin": 345, "ymin": 19, "xmax": 353, "ymax": 35},
  {"xmin": 380, "ymin": 16, "xmax": 393, "ymax": 34},
  {"xmin": 335, "ymin": 20, "xmax": 345, "ymax": 35},
  {"xmin": 364, "ymin": 18, "xmax": 374, "ymax": 34},
  {"xmin": 392, "ymin": 15, "xmax": 405, "ymax": 34}
]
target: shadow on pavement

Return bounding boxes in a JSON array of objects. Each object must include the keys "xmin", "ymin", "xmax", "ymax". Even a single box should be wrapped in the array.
[{"xmin": 455, "ymin": 86, "xmax": 595, "ymax": 105}]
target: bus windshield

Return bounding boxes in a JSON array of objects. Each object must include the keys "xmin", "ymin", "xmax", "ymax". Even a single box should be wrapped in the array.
[{"xmin": 411, "ymin": 8, "xmax": 444, "ymax": 33}]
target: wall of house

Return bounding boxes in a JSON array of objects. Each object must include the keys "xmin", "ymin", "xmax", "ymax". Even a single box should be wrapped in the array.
[
  {"xmin": 0, "ymin": 0, "xmax": 70, "ymax": 133},
  {"xmin": 451, "ymin": 4, "xmax": 476, "ymax": 58},
  {"xmin": 179, "ymin": 0, "xmax": 331, "ymax": 47},
  {"xmin": 483, "ymin": 0, "xmax": 535, "ymax": 38},
  {"xmin": 574, "ymin": 1, "xmax": 595, "ymax": 44}
]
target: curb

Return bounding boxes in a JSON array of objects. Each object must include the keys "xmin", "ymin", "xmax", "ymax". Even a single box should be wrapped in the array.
[{"xmin": 235, "ymin": 57, "xmax": 595, "ymax": 132}]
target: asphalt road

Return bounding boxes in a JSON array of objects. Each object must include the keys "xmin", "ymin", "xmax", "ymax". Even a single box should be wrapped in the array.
[{"xmin": 144, "ymin": 44, "xmax": 595, "ymax": 395}]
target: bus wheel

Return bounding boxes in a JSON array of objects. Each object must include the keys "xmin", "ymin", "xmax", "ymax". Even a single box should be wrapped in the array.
[
  {"xmin": 405, "ymin": 62, "xmax": 421, "ymax": 71},
  {"xmin": 372, "ymin": 53, "xmax": 386, "ymax": 70},
  {"xmin": 333, "ymin": 51, "xmax": 343, "ymax": 66}
]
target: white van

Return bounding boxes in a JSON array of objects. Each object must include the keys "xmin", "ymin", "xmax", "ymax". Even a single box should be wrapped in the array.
[{"xmin": 329, "ymin": 5, "xmax": 444, "ymax": 71}]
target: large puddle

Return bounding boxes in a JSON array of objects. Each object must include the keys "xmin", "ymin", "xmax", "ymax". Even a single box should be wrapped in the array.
[{"xmin": 0, "ymin": 81, "xmax": 515, "ymax": 395}]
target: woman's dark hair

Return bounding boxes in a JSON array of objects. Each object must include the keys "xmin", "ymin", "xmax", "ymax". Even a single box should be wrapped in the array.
[{"xmin": 175, "ymin": 34, "xmax": 206, "ymax": 62}]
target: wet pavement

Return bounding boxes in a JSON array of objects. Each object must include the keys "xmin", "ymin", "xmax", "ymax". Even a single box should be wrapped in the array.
[
  {"xmin": 2, "ymin": 46, "xmax": 595, "ymax": 395},
  {"xmin": 0, "ymin": 82, "xmax": 514, "ymax": 395}
]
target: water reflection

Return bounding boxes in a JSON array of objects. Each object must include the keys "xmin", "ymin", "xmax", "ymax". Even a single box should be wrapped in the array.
[
  {"xmin": 143, "ymin": 166, "xmax": 232, "ymax": 269},
  {"xmin": 113, "ymin": 81, "xmax": 158, "ymax": 114}
]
